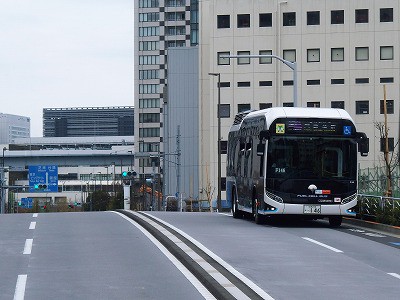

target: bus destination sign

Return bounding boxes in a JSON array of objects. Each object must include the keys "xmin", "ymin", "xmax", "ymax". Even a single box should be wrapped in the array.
[{"xmin": 275, "ymin": 118, "xmax": 355, "ymax": 136}]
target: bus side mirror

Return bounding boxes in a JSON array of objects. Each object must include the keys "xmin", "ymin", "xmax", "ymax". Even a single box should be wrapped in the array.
[
  {"xmin": 356, "ymin": 132, "xmax": 369, "ymax": 157},
  {"xmin": 257, "ymin": 143, "xmax": 265, "ymax": 156}
]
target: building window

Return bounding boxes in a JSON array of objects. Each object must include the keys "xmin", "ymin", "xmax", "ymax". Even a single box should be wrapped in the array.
[
  {"xmin": 259, "ymin": 103, "xmax": 272, "ymax": 109},
  {"xmin": 237, "ymin": 51, "xmax": 250, "ymax": 65},
  {"xmin": 355, "ymin": 78, "xmax": 369, "ymax": 84},
  {"xmin": 237, "ymin": 14, "xmax": 250, "ymax": 28},
  {"xmin": 219, "ymin": 82, "xmax": 231, "ymax": 88},
  {"xmin": 165, "ymin": 26, "xmax": 186, "ymax": 36},
  {"xmin": 139, "ymin": 0, "xmax": 159, "ymax": 8},
  {"xmin": 307, "ymin": 80, "xmax": 320, "ymax": 85},
  {"xmin": 307, "ymin": 48, "xmax": 320, "ymax": 62},
  {"xmin": 380, "ymin": 100, "xmax": 394, "ymax": 114},
  {"xmin": 331, "ymin": 78, "xmax": 345, "ymax": 85},
  {"xmin": 139, "ymin": 128, "xmax": 160, "ymax": 138},
  {"xmin": 355, "ymin": 9, "xmax": 369, "ymax": 23},
  {"xmin": 307, "ymin": 102, "xmax": 320, "ymax": 108},
  {"xmin": 283, "ymin": 102, "xmax": 294, "ymax": 107},
  {"xmin": 259, "ymin": 13, "xmax": 272, "ymax": 27},
  {"xmin": 331, "ymin": 48, "xmax": 344, "ymax": 62},
  {"xmin": 217, "ymin": 51, "xmax": 230, "ymax": 65},
  {"xmin": 139, "ymin": 69, "xmax": 159, "ymax": 80},
  {"xmin": 283, "ymin": 49, "xmax": 296, "ymax": 62},
  {"xmin": 331, "ymin": 101, "xmax": 345, "ymax": 109},
  {"xmin": 139, "ymin": 98, "xmax": 160, "ymax": 109},
  {"xmin": 139, "ymin": 26, "xmax": 159, "ymax": 37},
  {"xmin": 380, "ymin": 77, "xmax": 394, "ymax": 83},
  {"xmin": 238, "ymin": 104, "xmax": 251, "ymax": 113},
  {"xmin": 380, "ymin": 46, "xmax": 394, "ymax": 60},
  {"xmin": 139, "ymin": 55, "xmax": 160, "ymax": 65},
  {"xmin": 259, "ymin": 50, "xmax": 272, "ymax": 64},
  {"xmin": 355, "ymin": 47, "xmax": 369, "ymax": 61},
  {"xmin": 139, "ymin": 12, "xmax": 159, "ymax": 22},
  {"xmin": 355, "ymin": 101, "xmax": 369, "ymax": 114},
  {"xmin": 166, "ymin": 12, "xmax": 185, "ymax": 21},
  {"xmin": 165, "ymin": 0, "xmax": 184, "ymax": 7},
  {"xmin": 307, "ymin": 11, "xmax": 320, "ymax": 25},
  {"xmin": 139, "ymin": 41, "xmax": 159, "ymax": 51},
  {"xmin": 237, "ymin": 81, "xmax": 250, "ymax": 87},
  {"xmin": 220, "ymin": 141, "xmax": 228, "ymax": 155},
  {"xmin": 219, "ymin": 104, "xmax": 230, "ymax": 118},
  {"xmin": 259, "ymin": 81, "xmax": 272, "ymax": 87},
  {"xmin": 331, "ymin": 10, "xmax": 344, "ymax": 24},
  {"xmin": 283, "ymin": 12, "xmax": 296, "ymax": 26},
  {"xmin": 380, "ymin": 138, "xmax": 394, "ymax": 152},
  {"xmin": 139, "ymin": 142, "xmax": 160, "ymax": 153},
  {"xmin": 139, "ymin": 84, "xmax": 159, "ymax": 94},
  {"xmin": 166, "ymin": 40, "xmax": 185, "ymax": 48},
  {"xmin": 139, "ymin": 113, "xmax": 160, "ymax": 123},
  {"xmin": 217, "ymin": 15, "xmax": 230, "ymax": 28},
  {"xmin": 283, "ymin": 80, "xmax": 293, "ymax": 86},
  {"xmin": 380, "ymin": 8, "xmax": 393, "ymax": 23}
]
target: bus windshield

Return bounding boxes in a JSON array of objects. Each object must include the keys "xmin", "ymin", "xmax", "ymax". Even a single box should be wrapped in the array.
[{"xmin": 266, "ymin": 136, "xmax": 357, "ymax": 181}]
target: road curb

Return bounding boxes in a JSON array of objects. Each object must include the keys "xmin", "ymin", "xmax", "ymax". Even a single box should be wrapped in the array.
[{"xmin": 343, "ymin": 217, "xmax": 400, "ymax": 236}]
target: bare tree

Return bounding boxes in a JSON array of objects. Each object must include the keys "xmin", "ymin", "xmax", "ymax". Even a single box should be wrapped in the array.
[
  {"xmin": 374, "ymin": 122, "xmax": 399, "ymax": 197},
  {"xmin": 203, "ymin": 166, "xmax": 215, "ymax": 212}
]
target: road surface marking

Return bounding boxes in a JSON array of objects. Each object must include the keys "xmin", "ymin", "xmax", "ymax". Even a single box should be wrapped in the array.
[
  {"xmin": 32, "ymin": 213, "xmax": 38, "ymax": 218},
  {"xmin": 14, "ymin": 274, "xmax": 27, "ymax": 300},
  {"xmin": 29, "ymin": 222, "xmax": 36, "ymax": 230},
  {"xmin": 23, "ymin": 239, "xmax": 33, "ymax": 255},
  {"xmin": 144, "ymin": 212, "xmax": 274, "ymax": 300},
  {"xmin": 302, "ymin": 237, "xmax": 343, "ymax": 253},
  {"xmin": 388, "ymin": 273, "xmax": 400, "ymax": 280},
  {"xmin": 114, "ymin": 212, "xmax": 216, "ymax": 300}
]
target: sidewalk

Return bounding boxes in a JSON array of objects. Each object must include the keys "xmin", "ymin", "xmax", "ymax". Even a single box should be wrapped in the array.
[{"xmin": 343, "ymin": 217, "xmax": 400, "ymax": 237}]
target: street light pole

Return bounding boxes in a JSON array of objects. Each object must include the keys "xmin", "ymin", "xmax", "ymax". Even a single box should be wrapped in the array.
[
  {"xmin": 208, "ymin": 72, "xmax": 222, "ymax": 212},
  {"xmin": 221, "ymin": 54, "xmax": 298, "ymax": 107},
  {"xmin": 0, "ymin": 147, "xmax": 6, "ymax": 214}
]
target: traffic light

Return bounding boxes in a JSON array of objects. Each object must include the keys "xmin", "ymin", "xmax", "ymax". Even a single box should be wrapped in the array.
[
  {"xmin": 122, "ymin": 171, "xmax": 137, "ymax": 178},
  {"xmin": 34, "ymin": 184, "xmax": 47, "ymax": 190}
]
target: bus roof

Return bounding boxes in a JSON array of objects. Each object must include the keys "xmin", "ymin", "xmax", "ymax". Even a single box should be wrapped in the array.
[{"xmin": 230, "ymin": 107, "xmax": 354, "ymax": 132}]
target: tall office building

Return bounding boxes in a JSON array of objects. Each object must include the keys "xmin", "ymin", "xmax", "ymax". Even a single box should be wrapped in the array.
[
  {"xmin": 43, "ymin": 107, "xmax": 134, "ymax": 137},
  {"xmin": 136, "ymin": 0, "xmax": 400, "ymax": 204},
  {"xmin": 0, "ymin": 113, "xmax": 30, "ymax": 144},
  {"xmin": 134, "ymin": 0, "xmax": 199, "ymax": 181},
  {"xmin": 200, "ymin": 0, "xmax": 400, "ymax": 202}
]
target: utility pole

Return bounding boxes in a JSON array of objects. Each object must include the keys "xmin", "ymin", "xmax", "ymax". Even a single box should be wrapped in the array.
[{"xmin": 177, "ymin": 126, "xmax": 181, "ymax": 211}]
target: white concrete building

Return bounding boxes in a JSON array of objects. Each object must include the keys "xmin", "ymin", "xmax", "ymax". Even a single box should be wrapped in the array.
[
  {"xmin": 0, "ymin": 113, "xmax": 30, "ymax": 144},
  {"xmin": 200, "ymin": 0, "xmax": 400, "ymax": 201}
]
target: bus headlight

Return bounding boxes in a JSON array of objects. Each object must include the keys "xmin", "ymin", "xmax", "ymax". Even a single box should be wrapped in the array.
[
  {"xmin": 341, "ymin": 193, "xmax": 357, "ymax": 205},
  {"xmin": 266, "ymin": 191, "xmax": 283, "ymax": 203}
]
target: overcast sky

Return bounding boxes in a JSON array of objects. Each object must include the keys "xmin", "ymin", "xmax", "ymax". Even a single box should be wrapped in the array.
[{"xmin": 0, "ymin": 0, "xmax": 134, "ymax": 137}]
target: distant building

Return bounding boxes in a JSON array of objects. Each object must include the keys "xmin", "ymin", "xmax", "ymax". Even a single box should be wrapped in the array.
[
  {"xmin": 43, "ymin": 106, "xmax": 134, "ymax": 137},
  {"xmin": 0, "ymin": 113, "xmax": 30, "ymax": 144}
]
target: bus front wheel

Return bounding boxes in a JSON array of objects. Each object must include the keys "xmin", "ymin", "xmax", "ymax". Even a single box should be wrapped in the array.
[
  {"xmin": 232, "ymin": 192, "xmax": 242, "ymax": 219},
  {"xmin": 329, "ymin": 216, "xmax": 342, "ymax": 227}
]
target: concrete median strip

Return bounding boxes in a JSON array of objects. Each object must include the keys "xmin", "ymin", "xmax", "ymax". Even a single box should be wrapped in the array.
[{"xmin": 115, "ymin": 210, "xmax": 273, "ymax": 300}]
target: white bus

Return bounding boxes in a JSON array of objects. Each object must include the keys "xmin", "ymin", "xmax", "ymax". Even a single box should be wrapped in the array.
[{"xmin": 226, "ymin": 107, "xmax": 369, "ymax": 226}]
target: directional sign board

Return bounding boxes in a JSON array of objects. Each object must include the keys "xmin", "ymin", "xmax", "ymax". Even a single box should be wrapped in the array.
[
  {"xmin": 29, "ymin": 165, "xmax": 58, "ymax": 192},
  {"xmin": 20, "ymin": 197, "xmax": 33, "ymax": 208}
]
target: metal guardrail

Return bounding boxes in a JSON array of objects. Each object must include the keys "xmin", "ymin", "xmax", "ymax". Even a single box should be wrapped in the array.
[{"xmin": 357, "ymin": 194, "xmax": 400, "ymax": 220}]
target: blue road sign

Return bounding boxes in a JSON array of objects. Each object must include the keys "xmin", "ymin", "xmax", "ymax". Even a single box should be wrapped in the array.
[
  {"xmin": 21, "ymin": 197, "xmax": 33, "ymax": 208},
  {"xmin": 29, "ymin": 165, "xmax": 58, "ymax": 193}
]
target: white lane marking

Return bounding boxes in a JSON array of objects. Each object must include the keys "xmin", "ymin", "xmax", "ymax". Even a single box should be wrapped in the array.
[
  {"xmin": 32, "ymin": 213, "xmax": 38, "ymax": 218},
  {"xmin": 23, "ymin": 239, "xmax": 33, "ymax": 255},
  {"xmin": 29, "ymin": 222, "xmax": 36, "ymax": 230},
  {"xmin": 142, "ymin": 212, "xmax": 274, "ymax": 300},
  {"xmin": 218, "ymin": 213, "xmax": 232, "ymax": 217},
  {"xmin": 348, "ymin": 228, "xmax": 386, "ymax": 238},
  {"xmin": 112, "ymin": 212, "xmax": 216, "ymax": 300},
  {"xmin": 302, "ymin": 237, "xmax": 343, "ymax": 253},
  {"xmin": 14, "ymin": 274, "xmax": 27, "ymax": 300},
  {"xmin": 388, "ymin": 273, "xmax": 400, "ymax": 280}
]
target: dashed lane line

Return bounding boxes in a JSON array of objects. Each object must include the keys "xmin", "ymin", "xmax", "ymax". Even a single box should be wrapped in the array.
[
  {"xmin": 29, "ymin": 222, "xmax": 36, "ymax": 230},
  {"xmin": 13, "ymin": 274, "xmax": 27, "ymax": 300},
  {"xmin": 23, "ymin": 239, "xmax": 33, "ymax": 255},
  {"xmin": 388, "ymin": 273, "xmax": 400, "ymax": 280},
  {"xmin": 302, "ymin": 237, "xmax": 343, "ymax": 253},
  {"xmin": 32, "ymin": 213, "xmax": 38, "ymax": 218}
]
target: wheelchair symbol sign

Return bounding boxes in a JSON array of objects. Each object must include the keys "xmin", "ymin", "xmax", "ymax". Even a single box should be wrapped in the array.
[{"xmin": 343, "ymin": 126, "xmax": 352, "ymax": 136}]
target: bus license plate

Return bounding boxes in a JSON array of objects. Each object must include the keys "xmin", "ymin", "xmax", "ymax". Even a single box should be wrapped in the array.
[{"xmin": 303, "ymin": 205, "xmax": 321, "ymax": 214}]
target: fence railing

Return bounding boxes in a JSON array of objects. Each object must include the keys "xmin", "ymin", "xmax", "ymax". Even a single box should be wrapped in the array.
[{"xmin": 356, "ymin": 194, "xmax": 400, "ymax": 226}]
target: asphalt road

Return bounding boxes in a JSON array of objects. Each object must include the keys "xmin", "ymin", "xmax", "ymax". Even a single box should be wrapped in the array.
[{"xmin": 1, "ymin": 211, "xmax": 399, "ymax": 300}]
